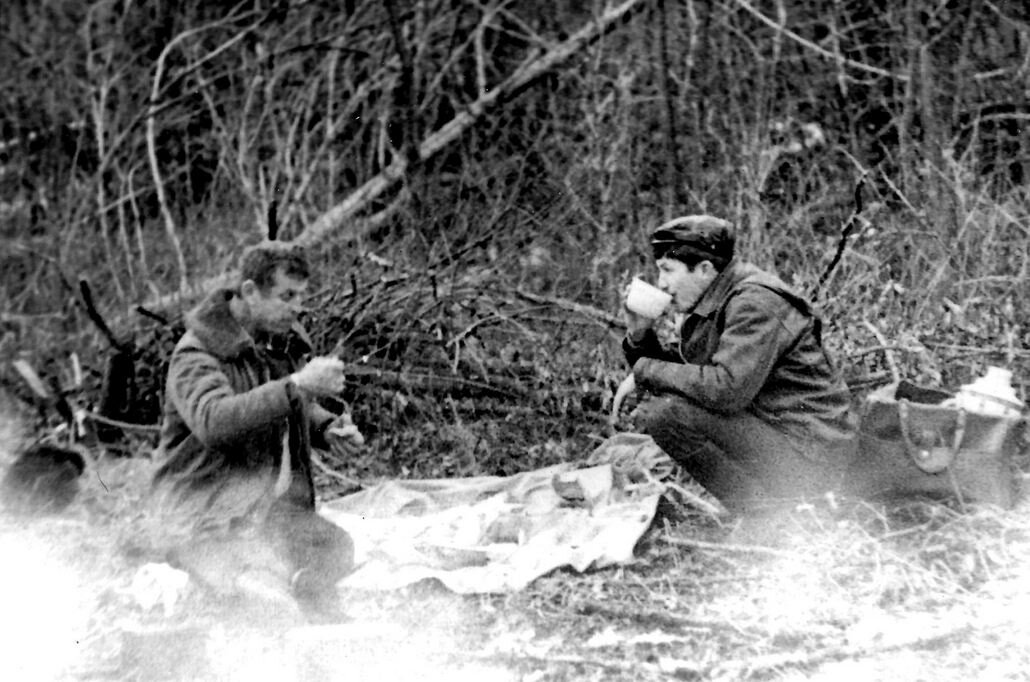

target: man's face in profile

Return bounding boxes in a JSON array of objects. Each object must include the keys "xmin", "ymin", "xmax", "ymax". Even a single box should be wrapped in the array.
[
  {"xmin": 656, "ymin": 257, "xmax": 716, "ymax": 313},
  {"xmin": 243, "ymin": 267, "xmax": 309, "ymax": 334}
]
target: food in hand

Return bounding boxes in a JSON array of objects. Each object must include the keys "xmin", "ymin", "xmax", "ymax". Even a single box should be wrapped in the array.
[{"xmin": 327, "ymin": 423, "xmax": 365, "ymax": 446}]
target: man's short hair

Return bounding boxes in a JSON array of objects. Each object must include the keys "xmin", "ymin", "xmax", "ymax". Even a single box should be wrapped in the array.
[
  {"xmin": 651, "ymin": 215, "xmax": 735, "ymax": 271},
  {"xmin": 239, "ymin": 241, "xmax": 311, "ymax": 290}
]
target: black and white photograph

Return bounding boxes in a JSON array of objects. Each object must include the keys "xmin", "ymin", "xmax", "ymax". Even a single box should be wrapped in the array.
[{"xmin": 1, "ymin": 0, "xmax": 1029, "ymax": 679}]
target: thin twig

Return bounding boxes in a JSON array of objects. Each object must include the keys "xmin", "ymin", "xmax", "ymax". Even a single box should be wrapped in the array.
[
  {"xmin": 729, "ymin": 0, "xmax": 908, "ymax": 81},
  {"xmin": 144, "ymin": 10, "xmax": 266, "ymax": 296},
  {"xmin": 861, "ymin": 319, "xmax": 900, "ymax": 384},
  {"xmin": 923, "ymin": 341, "xmax": 1030, "ymax": 357},
  {"xmin": 661, "ymin": 535, "xmax": 813, "ymax": 562},
  {"xmin": 514, "ymin": 290, "xmax": 623, "ymax": 329},
  {"xmin": 574, "ymin": 598, "xmax": 761, "ymax": 635},
  {"xmin": 846, "ymin": 344, "xmax": 924, "ymax": 359},
  {"xmin": 135, "ymin": 306, "xmax": 170, "ymax": 326},
  {"xmin": 703, "ymin": 620, "xmax": 975, "ymax": 678},
  {"xmin": 81, "ymin": 411, "xmax": 161, "ymax": 433},
  {"xmin": 478, "ymin": 652, "xmax": 646, "ymax": 674},
  {"xmin": 445, "ymin": 305, "xmax": 548, "ymax": 347},
  {"xmin": 311, "ymin": 452, "xmax": 362, "ymax": 492},
  {"xmin": 662, "ymin": 481, "xmax": 727, "ymax": 519},
  {"xmin": 344, "ymin": 364, "xmax": 528, "ymax": 399},
  {"xmin": 79, "ymin": 279, "xmax": 129, "ymax": 350},
  {"xmin": 814, "ymin": 175, "xmax": 865, "ymax": 300}
]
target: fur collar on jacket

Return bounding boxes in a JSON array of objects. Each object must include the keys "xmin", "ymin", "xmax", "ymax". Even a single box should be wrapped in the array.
[{"xmin": 184, "ymin": 288, "xmax": 312, "ymax": 361}]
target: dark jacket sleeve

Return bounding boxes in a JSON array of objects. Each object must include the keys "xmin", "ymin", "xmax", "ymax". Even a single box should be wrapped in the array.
[
  {"xmin": 622, "ymin": 327, "xmax": 683, "ymax": 367},
  {"xmin": 166, "ymin": 346, "xmax": 293, "ymax": 448},
  {"xmin": 633, "ymin": 286, "xmax": 808, "ymax": 413}
]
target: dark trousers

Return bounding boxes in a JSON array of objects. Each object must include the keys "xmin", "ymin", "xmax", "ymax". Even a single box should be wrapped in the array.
[
  {"xmin": 635, "ymin": 395, "xmax": 853, "ymax": 513},
  {"xmin": 264, "ymin": 499, "xmax": 355, "ymax": 597},
  {"xmin": 172, "ymin": 503, "xmax": 353, "ymax": 600}
]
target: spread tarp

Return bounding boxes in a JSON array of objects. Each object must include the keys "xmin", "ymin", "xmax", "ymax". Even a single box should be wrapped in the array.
[{"xmin": 320, "ymin": 433, "xmax": 668, "ymax": 594}]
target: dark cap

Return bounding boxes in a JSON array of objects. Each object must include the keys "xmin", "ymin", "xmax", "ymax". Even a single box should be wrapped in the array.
[{"xmin": 650, "ymin": 215, "xmax": 735, "ymax": 268}]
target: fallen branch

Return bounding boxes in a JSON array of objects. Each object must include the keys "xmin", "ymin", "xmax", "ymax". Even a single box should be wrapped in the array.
[
  {"xmin": 479, "ymin": 652, "xmax": 643, "ymax": 675},
  {"xmin": 491, "ymin": 610, "xmax": 983, "ymax": 679},
  {"xmin": 661, "ymin": 535, "xmax": 813, "ymax": 562},
  {"xmin": 144, "ymin": 11, "xmax": 265, "ymax": 299},
  {"xmin": 574, "ymin": 598, "xmax": 762, "ymax": 635},
  {"xmin": 135, "ymin": 306, "xmax": 171, "ymax": 326},
  {"xmin": 345, "ymin": 364, "xmax": 529, "ymax": 400},
  {"xmin": 923, "ymin": 341, "xmax": 1030, "ymax": 357},
  {"xmin": 515, "ymin": 290, "xmax": 624, "ymax": 329},
  {"xmin": 141, "ymin": 191, "xmax": 406, "ymax": 315},
  {"xmin": 699, "ymin": 619, "xmax": 974, "ymax": 679},
  {"xmin": 11, "ymin": 359, "xmax": 52, "ymax": 401},
  {"xmin": 311, "ymin": 452, "xmax": 362, "ymax": 493},
  {"xmin": 847, "ymin": 344, "xmax": 923, "ymax": 360},
  {"xmin": 80, "ymin": 411, "xmax": 161, "ymax": 434},
  {"xmin": 729, "ymin": 0, "xmax": 907, "ymax": 82},
  {"xmin": 79, "ymin": 279, "xmax": 130, "ymax": 350},
  {"xmin": 813, "ymin": 175, "xmax": 865, "ymax": 301},
  {"xmin": 861, "ymin": 319, "xmax": 900, "ymax": 384},
  {"xmin": 139, "ymin": 0, "xmax": 648, "ymax": 315},
  {"xmin": 845, "ymin": 370, "xmax": 894, "ymax": 390},
  {"xmin": 294, "ymin": 0, "xmax": 648, "ymax": 248},
  {"xmin": 663, "ymin": 481, "xmax": 727, "ymax": 519}
]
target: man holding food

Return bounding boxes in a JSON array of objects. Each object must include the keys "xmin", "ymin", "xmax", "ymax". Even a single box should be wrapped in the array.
[
  {"xmin": 619, "ymin": 215, "xmax": 857, "ymax": 513},
  {"xmin": 151, "ymin": 240, "xmax": 363, "ymax": 617}
]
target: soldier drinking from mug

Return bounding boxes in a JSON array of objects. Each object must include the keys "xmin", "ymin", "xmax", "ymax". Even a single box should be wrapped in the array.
[{"xmin": 621, "ymin": 216, "xmax": 857, "ymax": 513}]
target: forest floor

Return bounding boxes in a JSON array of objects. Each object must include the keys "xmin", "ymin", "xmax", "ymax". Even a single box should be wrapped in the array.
[{"xmin": 3, "ymin": 443, "xmax": 1030, "ymax": 682}]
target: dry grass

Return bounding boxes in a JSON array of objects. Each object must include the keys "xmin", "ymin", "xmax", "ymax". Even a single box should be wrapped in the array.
[
  {"xmin": 2, "ymin": 4, "xmax": 1028, "ymax": 678},
  {"xmin": 3, "ymin": 445, "xmax": 1030, "ymax": 681},
  {"xmin": 3, "ymin": 180, "xmax": 1028, "ymax": 679},
  {"xmin": 2, "ymin": 178, "xmax": 1029, "ymax": 679},
  {"xmin": 472, "ymin": 489, "xmax": 1030, "ymax": 681}
]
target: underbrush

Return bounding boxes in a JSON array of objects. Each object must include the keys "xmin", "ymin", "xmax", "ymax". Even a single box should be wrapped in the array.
[
  {"xmin": 1, "ymin": 102, "xmax": 1029, "ymax": 681},
  {"xmin": 4, "ymin": 452, "xmax": 1030, "ymax": 680}
]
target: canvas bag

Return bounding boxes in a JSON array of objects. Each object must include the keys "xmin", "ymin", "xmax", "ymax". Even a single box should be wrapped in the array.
[{"xmin": 847, "ymin": 381, "xmax": 1024, "ymax": 508}]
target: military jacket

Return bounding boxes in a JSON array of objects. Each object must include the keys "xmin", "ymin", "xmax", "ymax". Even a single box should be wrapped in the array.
[
  {"xmin": 624, "ymin": 261, "xmax": 856, "ymax": 449},
  {"xmin": 152, "ymin": 289, "xmax": 335, "ymax": 541}
]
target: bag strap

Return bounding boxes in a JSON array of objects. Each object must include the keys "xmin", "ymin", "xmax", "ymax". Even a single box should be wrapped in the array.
[{"xmin": 898, "ymin": 399, "xmax": 966, "ymax": 473}]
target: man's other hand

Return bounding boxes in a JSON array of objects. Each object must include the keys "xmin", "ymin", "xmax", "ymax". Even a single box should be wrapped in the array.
[
  {"xmin": 325, "ymin": 413, "xmax": 365, "ymax": 459},
  {"xmin": 290, "ymin": 356, "xmax": 346, "ymax": 398}
]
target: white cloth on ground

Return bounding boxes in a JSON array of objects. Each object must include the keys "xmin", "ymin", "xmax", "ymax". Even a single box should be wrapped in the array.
[{"xmin": 319, "ymin": 433, "xmax": 667, "ymax": 594}]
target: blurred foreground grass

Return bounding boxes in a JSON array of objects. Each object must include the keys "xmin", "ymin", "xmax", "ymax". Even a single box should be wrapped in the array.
[{"xmin": 2, "ymin": 446, "xmax": 1029, "ymax": 680}]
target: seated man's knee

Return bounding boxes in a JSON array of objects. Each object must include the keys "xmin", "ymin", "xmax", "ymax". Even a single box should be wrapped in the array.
[
  {"xmin": 315, "ymin": 518, "xmax": 355, "ymax": 577},
  {"xmin": 633, "ymin": 395, "xmax": 677, "ymax": 434},
  {"xmin": 290, "ymin": 521, "xmax": 354, "ymax": 597},
  {"xmin": 633, "ymin": 395, "xmax": 707, "ymax": 440}
]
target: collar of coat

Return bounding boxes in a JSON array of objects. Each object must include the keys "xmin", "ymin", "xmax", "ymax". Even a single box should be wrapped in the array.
[
  {"xmin": 689, "ymin": 260, "xmax": 812, "ymax": 319},
  {"xmin": 185, "ymin": 288, "xmax": 313, "ymax": 361},
  {"xmin": 689, "ymin": 259, "xmax": 754, "ymax": 318}
]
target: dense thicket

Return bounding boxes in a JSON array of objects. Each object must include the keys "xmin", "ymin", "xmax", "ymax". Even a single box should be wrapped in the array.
[{"xmin": 2, "ymin": 0, "xmax": 1028, "ymax": 473}]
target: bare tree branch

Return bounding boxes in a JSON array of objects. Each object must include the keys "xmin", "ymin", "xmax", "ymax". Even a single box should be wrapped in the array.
[
  {"xmin": 729, "ymin": 0, "xmax": 909, "ymax": 82},
  {"xmin": 294, "ymin": 0, "xmax": 650, "ymax": 248},
  {"xmin": 146, "ymin": 13, "xmax": 259, "ymax": 292},
  {"xmin": 138, "ymin": 0, "xmax": 649, "ymax": 313}
]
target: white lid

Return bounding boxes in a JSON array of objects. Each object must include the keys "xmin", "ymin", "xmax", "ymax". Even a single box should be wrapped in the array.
[{"xmin": 962, "ymin": 366, "xmax": 1022, "ymax": 406}]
